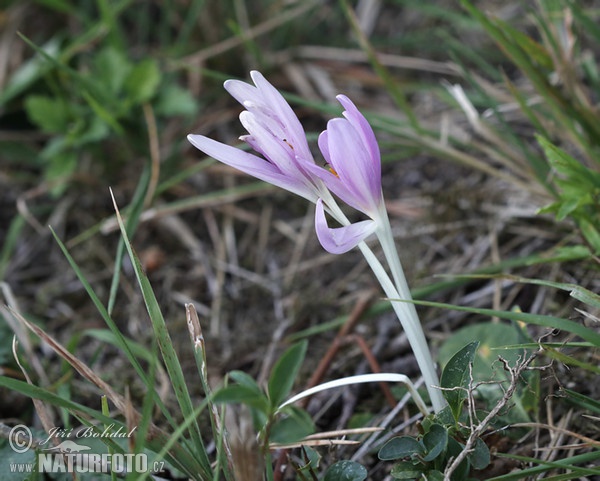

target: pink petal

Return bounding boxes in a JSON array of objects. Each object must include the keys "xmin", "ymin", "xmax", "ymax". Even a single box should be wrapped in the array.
[
  {"xmin": 187, "ymin": 134, "xmax": 317, "ymax": 202},
  {"xmin": 239, "ymin": 111, "xmax": 297, "ymax": 174},
  {"xmin": 226, "ymin": 71, "xmax": 313, "ymax": 166},
  {"xmin": 314, "ymin": 199, "xmax": 377, "ymax": 254},
  {"xmin": 326, "ymin": 118, "xmax": 381, "ymax": 214},
  {"xmin": 318, "ymin": 130, "xmax": 331, "ymax": 164},
  {"xmin": 337, "ymin": 95, "xmax": 381, "ymax": 178},
  {"xmin": 302, "ymin": 161, "xmax": 364, "ymax": 213},
  {"xmin": 224, "ymin": 79, "xmax": 260, "ymax": 107}
]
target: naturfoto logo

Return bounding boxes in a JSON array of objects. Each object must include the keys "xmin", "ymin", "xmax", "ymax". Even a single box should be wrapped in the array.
[{"xmin": 8, "ymin": 424, "xmax": 164, "ymax": 475}]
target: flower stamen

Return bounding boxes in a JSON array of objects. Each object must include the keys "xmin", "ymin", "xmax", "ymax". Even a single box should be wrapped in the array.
[{"xmin": 326, "ymin": 164, "xmax": 340, "ymax": 178}]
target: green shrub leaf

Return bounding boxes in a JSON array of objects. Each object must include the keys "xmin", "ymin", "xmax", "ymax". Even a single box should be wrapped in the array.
[
  {"xmin": 378, "ymin": 436, "xmax": 425, "ymax": 461},
  {"xmin": 25, "ymin": 95, "xmax": 70, "ymax": 134},
  {"xmin": 469, "ymin": 437, "xmax": 491, "ymax": 470},
  {"xmin": 389, "ymin": 461, "xmax": 424, "ymax": 479},
  {"xmin": 324, "ymin": 460, "xmax": 367, "ymax": 481},
  {"xmin": 440, "ymin": 340, "xmax": 479, "ymax": 421},
  {"xmin": 422, "ymin": 424, "xmax": 448, "ymax": 462}
]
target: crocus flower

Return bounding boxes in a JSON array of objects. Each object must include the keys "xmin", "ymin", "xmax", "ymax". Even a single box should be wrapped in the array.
[
  {"xmin": 308, "ymin": 95, "xmax": 384, "ymax": 254},
  {"xmin": 188, "ymin": 72, "xmax": 446, "ymax": 413},
  {"xmin": 187, "ymin": 72, "xmax": 383, "ymax": 254},
  {"xmin": 187, "ymin": 71, "xmax": 325, "ymax": 203}
]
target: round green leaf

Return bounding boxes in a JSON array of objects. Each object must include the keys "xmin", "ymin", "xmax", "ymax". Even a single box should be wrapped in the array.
[
  {"xmin": 324, "ymin": 460, "xmax": 367, "ymax": 481},
  {"xmin": 468, "ymin": 437, "xmax": 491, "ymax": 470},
  {"xmin": 125, "ymin": 59, "xmax": 161, "ymax": 105},
  {"xmin": 422, "ymin": 424, "xmax": 448, "ymax": 462},
  {"xmin": 379, "ymin": 436, "xmax": 425, "ymax": 461}
]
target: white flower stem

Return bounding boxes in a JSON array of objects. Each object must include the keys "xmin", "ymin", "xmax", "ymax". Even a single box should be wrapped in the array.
[
  {"xmin": 323, "ymin": 194, "xmax": 446, "ymax": 413},
  {"xmin": 375, "ymin": 210, "xmax": 446, "ymax": 413},
  {"xmin": 356, "ymin": 241, "xmax": 445, "ymax": 413}
]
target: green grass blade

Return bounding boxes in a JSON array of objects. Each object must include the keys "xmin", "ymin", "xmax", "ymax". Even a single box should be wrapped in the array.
[
  {"xmin": 108, "ymin": 165, "xmax": 150, "ymax": 315},
  {"xmin": 0, "ymin": 375, "xmax": 121, "ymax": 425},
  {"xmin": 110, "ymin": 190, "xmax": 212, "ymax": 478},
  {"xmin": 449, "ymin": 273, "xmax": 600, "ymax": 310},
  {"xmin": 489, "ymin": 451, "xmax": 600, "ymax": 480},
  {"xmin": 49, "ymin": 227, "xmax": 181, "ymax": 431},
  {"xmin": 402, "ymin": 299, "xmax": 600, "ymax": 346},
  {"xmin": 563, "ymin": 388, "xmax": 600, "ymax": 414},
  {"xmin": 460, "ymin": 0, "xmax": 593, "ymax": 148}
]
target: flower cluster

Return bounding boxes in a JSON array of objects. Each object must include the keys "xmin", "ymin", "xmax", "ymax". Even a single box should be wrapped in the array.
[{"xmin": 187, "ymin": 71, "xmax": 383, "ymax": 255}]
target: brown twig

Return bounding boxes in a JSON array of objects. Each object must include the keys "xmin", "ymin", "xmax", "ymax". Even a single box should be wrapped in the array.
[{"xmin": 443, "ymin": 349, "xmax": 542, "ymax": 481}]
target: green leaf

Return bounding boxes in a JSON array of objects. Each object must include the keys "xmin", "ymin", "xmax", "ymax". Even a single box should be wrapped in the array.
[
  {"xmin": 378, "ymin": 436, "xmax": 425, "ymax": 461},
  {"xmin": 229, "ymin": 370, "xmax": 263, "ymax": 393},
  {"xmin": 439, "ymin": 322, "xmax": 537, "ymax": 425},
  {"xmin": 268, "ymin": 340, "xmax": 307, "ymax": 410},
  {"xmin": 0, "ymin": 37, "xmax": 60, "ymax": 105},
  {"xmin": 433, "ymin": 405, "xmax": 455, "ymax": 426},
  {"xmin": 269, "ymin": 407, "xmax": 314, "ymax": 444},
  {"xmin": 155, "ymin": 83, "xmax": 198, "ymax": 117},
  {"xmin": 579, "ymin": 217, "xmax": 600, "ymax": 254},
  {"xmin": 537, "ymin": 135, "xmax": 600, "ymax": 188},
  {"xmin": 447, "ymin": 437, "xmax": 471, "ymax": 481},
  {"xmin": 440, "ymin": 341, "xmax": 479, "ymax": 421},
  {"xmin": 44, "ymin": 149, "xmax": 78, "ymax": 197},
  {"xmin": 390, "ymin": 461, "xmax": 423, "ymax": 479},
  {"xmin": 93, "ymin": 46, "xmax": 131, "ymax": 95},
  {"xmin": 25, "ymin": 95, "xmax": 71, "ymax": 133},
  {"xmin": 324, "ymin": 460, "xmax": 368, "ymax": 481},
  {"xmin": 469, "ymin": 437, "xmax": 491, "ymax": 470},
  {"xmin": 211, "ymin": 385, "xmax": 269, "ymax": 413},
  {"xmin": 422, "ymin": 424, "xmax": 448, "ymax": 462},
  {"xmin": 425, "ymin": 471, "xmax": 444, "ymax": 481},
  {"xmin": 125, "ymin": 59, "xmax": 161, "ymax": 105}
]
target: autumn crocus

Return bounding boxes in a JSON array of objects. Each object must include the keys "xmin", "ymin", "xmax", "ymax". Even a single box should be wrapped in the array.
[
  {"xmin": 306, "ymin": 95, "xmax": 447, "ymax": 412},
  {"xmin": 188, "ymin": 71, "xmax": 446, "ymax": 413}
]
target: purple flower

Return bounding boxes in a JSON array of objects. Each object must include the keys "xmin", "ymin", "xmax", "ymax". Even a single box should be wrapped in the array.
[
  {"xmin": 308, "ymin": 95, "xmax": 384, "ymax": 254},
  {"xmin": 188, "ymin": 73, "xmax": 384, "ymax": 254},
  {"xmin": 187, "ymin": 71, "xmax": 324, "ymax": 203}
]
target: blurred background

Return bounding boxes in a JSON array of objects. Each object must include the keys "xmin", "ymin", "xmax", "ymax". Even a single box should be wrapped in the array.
[{"xmin": 1, "ymin": 0, "xmax": 600, "ymax": 477}]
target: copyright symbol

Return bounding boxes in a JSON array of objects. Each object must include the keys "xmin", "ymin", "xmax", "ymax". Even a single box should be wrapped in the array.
[{"xmin": 9, "ymin": 424, "xmax": 32, "ymax": 453}]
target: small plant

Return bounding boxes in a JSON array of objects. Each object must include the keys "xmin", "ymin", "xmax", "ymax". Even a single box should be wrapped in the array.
[
  {"xmin": 188, "ymin": 70, "xmax": 447, "ymax": 413},
  {"xmin": 378, "ymin": 342, "xmax": 491, "ymax": 480}
]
